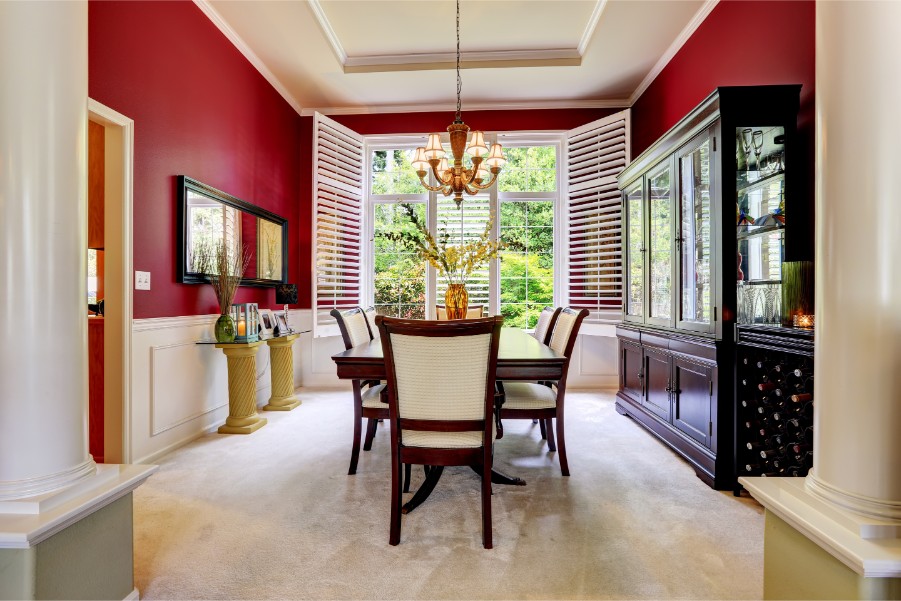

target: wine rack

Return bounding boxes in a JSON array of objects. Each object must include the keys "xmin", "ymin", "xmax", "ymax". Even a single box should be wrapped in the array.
[{"xmin": 735, "ymin": 324, "xmax": 814, "ymax": 492}]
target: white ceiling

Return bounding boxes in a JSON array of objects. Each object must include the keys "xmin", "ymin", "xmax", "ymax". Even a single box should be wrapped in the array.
[{"xmin": 198, "ymin": 0, "xmax": 715, "ymax": 116}]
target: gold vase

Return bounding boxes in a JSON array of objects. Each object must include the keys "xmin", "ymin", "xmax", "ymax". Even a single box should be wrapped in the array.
[{"xmin": 444, "ymin": 284, "xmax": 468, "ymax": 320}]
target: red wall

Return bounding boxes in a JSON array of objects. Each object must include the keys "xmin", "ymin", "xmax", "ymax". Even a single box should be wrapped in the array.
[
  {"xmin": 631, "ymin": 0, "xmax": 815, "ymax": 157},
  {"xmin": 89, "ymin": 0, "xmax": 301, "ymax": 319}
]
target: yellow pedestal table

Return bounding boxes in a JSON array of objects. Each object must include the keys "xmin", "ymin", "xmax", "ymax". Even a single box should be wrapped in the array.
[
  {"xmin": 263, "ymin": 333, "xmax": 300, "ymax": 411},
  {"xmin": 214, "ymin": 340, "xmax": 267, "ymax": 434}
]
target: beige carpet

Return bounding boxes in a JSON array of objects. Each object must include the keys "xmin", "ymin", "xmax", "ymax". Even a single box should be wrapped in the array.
[{"xmin": 133, "ymin": 389, "xmax": 764, "ymax": 600}]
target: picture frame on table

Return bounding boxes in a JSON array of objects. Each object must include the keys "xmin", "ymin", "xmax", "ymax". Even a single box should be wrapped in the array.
[
  {"xmin": 274, "ymin": 313, "xmax": 290, "ymax": 336},
  {"xmin": 258, "ymin": 308, "xmax": 276, "ymax": 339}
]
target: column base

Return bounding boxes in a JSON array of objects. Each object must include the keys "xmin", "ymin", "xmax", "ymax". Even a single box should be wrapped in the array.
[
  {"xmin": 741, "ymin": 477, "xmax": 901, "ymax": 600},
  {"xmin": 263, "ymin": 394, "xmax": 300, "ymax": 411},
  {"xmin": 217, "ymin": 416, "xmax": 267, "ymax": 435}
]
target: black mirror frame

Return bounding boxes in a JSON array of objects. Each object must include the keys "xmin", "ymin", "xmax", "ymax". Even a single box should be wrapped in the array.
[{"xmin": 176, "ymin": 175, "xmax": 289, "ymax": 287}]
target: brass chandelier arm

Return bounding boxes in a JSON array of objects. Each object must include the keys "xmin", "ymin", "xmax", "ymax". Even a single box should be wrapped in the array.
[
  {"xmin": 416, "ymin": 172, "xmax": 449, "ymax": 193},
  {"xmin": 465, "ymin": 170, "xmax": 500, "ymax": 191}
]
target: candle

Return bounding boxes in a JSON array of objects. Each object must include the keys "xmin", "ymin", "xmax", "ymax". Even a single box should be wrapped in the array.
[
  {"xmin": 237, "ymin": 319, "xmax": 246, "ymax": 336},
  {"xmin": 794, "ymin": 314, "xmax": 814, "ymax": 328}
]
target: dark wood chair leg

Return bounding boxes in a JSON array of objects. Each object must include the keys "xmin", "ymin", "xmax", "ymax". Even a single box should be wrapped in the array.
[
  {"xmin": 348, "ymin": 392, "xmax": 363, "ymax": 475},
  {"xmin": 481, "ymin": 450, "xmax": 493, "ymax": 549},
  {"xmin": 403, "ymin": 463, "xmax": 412, "ymax": 493},
  {"xmin": 556, "ymin": 414, "xmax": 569, "ymax": 476},
  {"xmin": 389, "ymin": 455, "xmax": 402, "ymax": 545},
  {"xmin": 363, "ymin": 418, "xmax": 378, "ymax": 451},
  {"xmin": 538, "ymin": 418, "xmax": 547, "ymax": 440},
  {"xmin": 545, "ymin": 418, "xmax": 557, "ymax": 452}
]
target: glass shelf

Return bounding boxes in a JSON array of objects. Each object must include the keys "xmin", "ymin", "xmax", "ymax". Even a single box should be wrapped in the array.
[
  {"xmin": 737, "ymin": 223, "xmax": 784, "ymax": 240},
  {"xmin": 737, "ymin": 169, "xmax": 784, "ymax": 194}
]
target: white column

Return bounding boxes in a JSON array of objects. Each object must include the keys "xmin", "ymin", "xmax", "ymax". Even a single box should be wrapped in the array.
[
  {"xmin": 808, "ymin": 1, "xmax": 901, "ymax": 519},
  {"xmin": 0, "ymin": 1, "xmax": 95, "ymax": 500}
]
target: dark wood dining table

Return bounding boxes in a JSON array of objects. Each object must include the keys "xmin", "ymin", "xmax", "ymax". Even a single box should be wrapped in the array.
[{"xmin": 331, "ymin": 327, "xmax": 565, "ymax": 513}]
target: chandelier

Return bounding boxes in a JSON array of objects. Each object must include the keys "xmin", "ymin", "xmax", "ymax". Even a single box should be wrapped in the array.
[{"xmin": 411, "ymin": 0, "xmax": 506, "ymax": 207}]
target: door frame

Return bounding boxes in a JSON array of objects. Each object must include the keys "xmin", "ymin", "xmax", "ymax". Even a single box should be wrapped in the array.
[{"xmin": 88, "ymin": 98, "xmax": 134, "ymax": 464}]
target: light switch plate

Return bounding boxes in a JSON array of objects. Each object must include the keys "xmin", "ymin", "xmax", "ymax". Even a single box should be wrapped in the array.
[{"xmin": 135, "ymin": 270, "xmax": 151, "ymax": 290}]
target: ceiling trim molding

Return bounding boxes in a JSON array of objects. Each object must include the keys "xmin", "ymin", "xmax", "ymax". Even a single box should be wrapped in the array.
[
  {"xmin": 577, "ymin": 0, "xmax": 609, "ymax": 56},
  {"xmin": 307, "ymin": 0, "xmax": 348, "ymax": 66},
  {"xmin": 344, "ymin": 48, "xmax": 581, "ymax": 73},
  {"xmin": 193, "ymin": 0, "xmax": 304, "ymax": 116},
  {"xmin": 628, "ymin": 0, "xmax": 719, "ymax": 105},
  {"xmin": 299, "ymin": 98, "xmax": 630, "ymax": 117}
]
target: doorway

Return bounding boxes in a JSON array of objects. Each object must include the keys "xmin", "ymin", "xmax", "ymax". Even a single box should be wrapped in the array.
[{"xmin": 87, "ymin": 99, "xmax": 134, "ymax": 464}]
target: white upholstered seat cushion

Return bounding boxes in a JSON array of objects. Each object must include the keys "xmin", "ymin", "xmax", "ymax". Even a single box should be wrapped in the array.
[
  {"xmin": 502, "ymin": 382, "xmax": 557, "ymax": 410},
  {"xmin": 361, "ymin": 383, "xmax": 387, "ymax": 408},
  {"xmin": 402, "ymin": 422, "xmax": 497, "ymax": 449}
]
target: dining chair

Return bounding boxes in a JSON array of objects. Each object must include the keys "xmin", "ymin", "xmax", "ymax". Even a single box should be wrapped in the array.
[
  {"xmin": 331, "ymin": 306, "xmax": 388, "ymax": 475},
  {"xmin": 499, "ymin": 307, "xmax": 588, "ymax": 476},
  {"xmin": 376, "ymin": 315, "xmax": 503, "ymax": 548},
  {"xmin": 533, "ymin": 306, "xmax": 562, "ymax": 345},
  {"xmin": 362, "ymin": 305, "xmax": 379, "ymax": 339},
  {"xmin": 436, "ymin": 305, "xmax": 485, "ymax": 320}
]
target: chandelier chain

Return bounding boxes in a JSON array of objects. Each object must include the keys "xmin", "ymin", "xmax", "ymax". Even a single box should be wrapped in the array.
[{"xmin": 455, "ymin": 0, "xmax": 461, "ymax": 122}]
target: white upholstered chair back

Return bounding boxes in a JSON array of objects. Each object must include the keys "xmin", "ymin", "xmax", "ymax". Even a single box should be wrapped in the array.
[
  {"xmin": 533, "ymin": 307, "xmax": 557, "ymax": 344},
  {"xmin": 436, "ymin": 306, "xmax": 448, "ymax": 320},
  {"xmin": 389, "ymin": 332, "xmax": 492, "ymax": 422},
  {"xmin": 549, "ymin": 310, "xmax": 578, "ymax": 356},
  {"xmin": 362, "ymin": 306, "xmax": 379, "ymax": 339},
  {"xmin": 465, "ymin": 306, "xmax": 484, "ymax": 319}
]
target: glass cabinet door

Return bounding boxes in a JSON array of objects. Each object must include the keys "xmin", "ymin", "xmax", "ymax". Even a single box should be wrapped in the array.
[
  {"xmin": 647, "ymin": 161, "xmax": 674, "ymax": 327},
  {"xmin": 677, "ymin": 133, "xmax": 714, "ymax": 333},
  {"xmin": 624, "ymin": 181, "xmax": 644, "ymax": 321}
]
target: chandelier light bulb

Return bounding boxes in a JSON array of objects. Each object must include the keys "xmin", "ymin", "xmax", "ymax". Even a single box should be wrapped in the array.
[
  {"xmin": 424, "ymin": 133, "xmax": 446, "ymax": 160},
  {"xmin": 412, "ymin": 147, "xmax": 429, "ymax": 173},
  {"xmin": 467, "ymin": 130, "xmax": 489, "ymax": 158},
  {"xmin": 486, "ymin": 143, "xmax": 507, "ymax": 169},
  {"xmin": 437, "ymin": 157, "xmax": 450, "ymax": 176}
]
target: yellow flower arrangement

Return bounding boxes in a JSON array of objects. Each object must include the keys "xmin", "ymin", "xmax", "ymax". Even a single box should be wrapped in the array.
[{"xmin": 384, "ymin": 203, "xmax": 502, "ymax": 287}]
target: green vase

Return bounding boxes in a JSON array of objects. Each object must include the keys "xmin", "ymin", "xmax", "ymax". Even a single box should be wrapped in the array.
[{"xmin": 215, "ymin": 314, "xmax": 236, "ymax": 343}]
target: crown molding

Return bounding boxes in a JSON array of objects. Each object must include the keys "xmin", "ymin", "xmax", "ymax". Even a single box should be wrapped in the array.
[
  {"xmin": 307, "ymin": 0, "xmax": 347, "ymax": 66},
  {"xmin": 578, "ymin": 0, "xmax": 609, "ymax": 56},
  {"xmin": 629, "ymin": 0, "xmax": 719, "ymax": 105},
  {"xmin": 300, "ymin": 98, "xmax": 629, "ymax": 117},
  {"xmin": 193, "ymin": 0, "xmax": 304, "ymax": 116},
  {"xmin": 344, "ymin": 48, "xmax": 581, "ymax": 73}
]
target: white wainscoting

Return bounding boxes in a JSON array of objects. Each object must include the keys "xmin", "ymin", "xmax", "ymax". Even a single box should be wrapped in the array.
[{"xmin": 128, "ymin": 309, "xmax": 615, "ymax": 464}]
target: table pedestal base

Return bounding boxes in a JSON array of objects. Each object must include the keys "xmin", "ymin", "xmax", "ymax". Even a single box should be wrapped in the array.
[
  {"xmin": 263, "ymin": 334, "xmax": 300, "ymax": 412},
  {"xmin": 218, "ymin": 415, "xmax": 267, "ymax": 435},
  {"xmin": 215, "ymin": 341, "xmax": 267, "ymax": 435}
]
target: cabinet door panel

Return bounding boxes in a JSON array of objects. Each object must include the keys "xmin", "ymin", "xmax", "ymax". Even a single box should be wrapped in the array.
[
  {"xmin": 620, "ymin": 340, "xmax": 643, "ymax": 403},
  {"xmin": 647, "ymin": 161, "xmax": 674, "ymax": 327},
  {"xmin": 672, "ymin": 356, "xmax": 712, "ymax": 446},
  {"xmin": 677, "ymin": 131, "xmax": 715, "ymax": 333},
  {"xmin": 643, "ymin": 348, "xmax": 672, "ymax": 421},
  {"xmin": 624, "ymin": 181, "xmax": 645, "ymax": 322}
]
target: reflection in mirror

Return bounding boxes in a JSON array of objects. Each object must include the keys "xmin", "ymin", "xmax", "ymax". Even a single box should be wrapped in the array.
[{"xmin": 177, "ymin": 176, "xmax": 288, "ymax": 286}]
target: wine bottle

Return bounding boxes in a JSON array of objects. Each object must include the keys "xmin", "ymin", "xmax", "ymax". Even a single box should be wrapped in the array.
[
  {"xmin": 790, "ymin": 392, "xmax": 812, "ymax": 403},
  {"xmin": 792, "ymin": 443, "xmax": 811, "ymax": 455},
  {"xmin": 746, "ymin": 441, "xmax": 762, "ymax": 451},
  {"xmin": 758, "ymin": 382, "xmax": 777, "ymax": 392},
  {"xmin": 760, "ymin": 449, "xmax": 780, "ymax": 459}
]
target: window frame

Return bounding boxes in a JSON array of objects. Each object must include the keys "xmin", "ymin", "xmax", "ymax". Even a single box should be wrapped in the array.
[{"xmin": 362, "ymin": 132, "xmax": 565, "ymax": 324}]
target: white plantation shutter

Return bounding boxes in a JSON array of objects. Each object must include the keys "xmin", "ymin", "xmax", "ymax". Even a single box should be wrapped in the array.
[
  {"xmin": 313, "ymin": 113, "xmax": 364, "ymax": 337},
  {"xmin": 566, "ymin": 110, "xmax": 630, "ymax": 325},
  {"xmin": 436, "ymin": 191, "xmax": 491, "ymax": 308}
]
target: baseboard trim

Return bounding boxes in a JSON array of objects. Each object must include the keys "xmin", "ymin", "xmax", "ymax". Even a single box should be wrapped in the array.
[{"xmin": 124, "ymin": 587, "xmax": 140, "ymax": 601}]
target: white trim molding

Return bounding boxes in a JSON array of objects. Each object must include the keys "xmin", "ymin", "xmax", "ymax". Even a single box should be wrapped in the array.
[
  {"xmin": 308, "ymin": 0, "xmax": 347, "ymax": 66},
  {"xmin": 300, "ymin": 98, "xmax": 630, "ymax": 117},
  {"xmin": 629, "ymin": 0, "xmax": 719, "ymax": 105},
  {"xmin": 193, "ymin": 0, "xmax": 304, "ymax": 116},
  {"xmin": 578, "ymin": 0, "xmax": 609, "ymax": 56}
]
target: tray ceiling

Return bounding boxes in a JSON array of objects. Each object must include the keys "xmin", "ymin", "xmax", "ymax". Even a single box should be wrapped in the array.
[{"xmin": 200, "ymin": 0, "xmax": 714, "ymax": 115}]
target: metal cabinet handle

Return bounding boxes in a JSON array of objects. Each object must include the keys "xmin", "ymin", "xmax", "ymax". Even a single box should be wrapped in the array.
[
  {"xmin": 637, "ymin": 371, "xmax": 644, "ymax": 380},
  {"xmin": 665, "ymin": 381, "xmax": 672, "ymax": 393}
]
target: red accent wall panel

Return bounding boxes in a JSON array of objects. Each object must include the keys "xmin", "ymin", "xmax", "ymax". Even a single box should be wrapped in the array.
[
  {"xmin": 89, "ymin": 0, "xmax": 301, "ymax": 318},
  {"xmin": 631, "ymin": 0, "xmax": 815, "ymax": 157}
]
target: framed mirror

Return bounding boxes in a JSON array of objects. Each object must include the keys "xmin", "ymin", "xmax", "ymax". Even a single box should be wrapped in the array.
[{"xmin": 177, "ymin": 176, "xmax": 288, "ymax": 287}]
